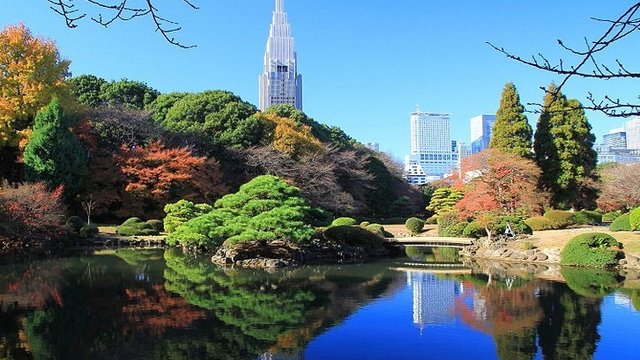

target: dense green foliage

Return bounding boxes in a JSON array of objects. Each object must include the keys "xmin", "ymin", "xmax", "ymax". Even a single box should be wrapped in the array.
[
  {"xmin": 524, "ymin": 216, "xmax": 556, "ymax": 231},
  {"xmin": 67, "ymin": 74, "xmax": 107, "ymax": 107},
  {"xmin": 425, "ymin": 214, "xmax": 438, "ymax": 224},
  {"xmin": 331, "ymin": 217, "xmax": 357, "ymax": 227},
  {"xmin": 150, "ymin": 90, "xmax": 263, "ymax": 149},
  {"xmin": 495, "ymin": 216, "xmax": 533, "ymax": 236},
  {"xmin": 610, "ymin": 213, "xmax": 631, "ymax": 232},
  {"xmin": 100, "ymin": 79, "xmax": 160, "ymax": 109},
  {"xmin": 65, "ymin": 216, "xmax": 85, "ymax": 232},
  {"xmin": 544, "ymin": 210, "xmax": 576, "ymax": 229},
  {"xmin": 490, "ymin": 82, "xmax": 533, "ymax": 158},
  {"xmin": 365, "ymin": 223, "xmax": 390, "ymax": 238},
  {"xmin": 629, "ymin": 207, "xmax": 640, "ymax": 231},
  {"xmin": 574, "ymin": 210, "xmax": 602, "ymax": 226},
  {"xmin": 462, "ymin": 221, "xmax": 487, "ymax": 238},
  {"xmin": 404, "ymin": 217, "xmax": 425, "ymax": 235},
  {"xmin": 323, "ymin": 225, "xmax": 385, "ymax": 250},
  {"xmin": 146, "ymin": 219, "xmax": 164, "ymax": 232},
  {"xmin": 560, "ymin": 233, "xmax": 622, "ymax": 268},
  {"xmin": 116, "ymin": 217, "xmax": 160, "ymax": 236},
  {"xmin": 167, "ymin": 175, "xmax": 316, "ymax": 248},
  {"xmin": 602, "ymin": 210, "xmax": 623, "ymax": 223},
  {"xmin": 534, "ymin": 85, "xmax": 598, "ymax": 209},
  {"xmin": 426, "ymin": 188, "xmax": 463, "ymax": 214},
  {"xmin": 23, "ymin": 98, "xmax": 88, "ymax": 196},
  {"xmin": 163, "ymin": 200, "xmax": 214, "ymax": 233},
  {"xmin": 437, "ymin": 212, "xmax": 459, "ymax": 237},
  {"xmin": 561, "ymin": 267, "xmax": 621, "ymax": 297}
]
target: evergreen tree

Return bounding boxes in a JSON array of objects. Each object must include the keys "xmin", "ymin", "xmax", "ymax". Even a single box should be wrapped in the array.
[
  {"xmin": 24, "ymin": 98, "xmax": 88, "ymax": 196},
  {"xmin": 490, "ymin": 82, "xmax": 533, "ymax": 158},
  {"xmin": 533, "ymin": 88, "xmax": 598, "ymax": 209}
]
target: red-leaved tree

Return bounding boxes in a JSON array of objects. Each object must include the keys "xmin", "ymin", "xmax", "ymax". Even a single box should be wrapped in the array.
[
  {"xmin": 597, "ymin": 163, "xmax": 640, "ymax": 212},
  {"xmin": 456, "ymin": 149, "xmax": 546, "ymax": 220}
]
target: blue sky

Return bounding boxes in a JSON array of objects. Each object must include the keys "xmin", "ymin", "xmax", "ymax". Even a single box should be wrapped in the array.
[{"xmin": 2, "ymin": 0, "xmax": 638, "ymax": 158}]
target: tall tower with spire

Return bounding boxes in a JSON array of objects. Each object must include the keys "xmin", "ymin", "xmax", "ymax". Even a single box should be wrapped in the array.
[{"xmin": 259, "ymin": 0, "xmax": 303, "ymax": 111}]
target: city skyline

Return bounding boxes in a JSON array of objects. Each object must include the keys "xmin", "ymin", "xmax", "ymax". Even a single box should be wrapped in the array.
[{"xmin": 1, "ymin": 1, "xmax": 636, "ymax": 158}]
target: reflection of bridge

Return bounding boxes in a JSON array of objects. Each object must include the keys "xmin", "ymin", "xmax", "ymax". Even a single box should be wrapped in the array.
[{"xmin": 387, "ymin": 237, "xmax": 473, "ymax": 247}]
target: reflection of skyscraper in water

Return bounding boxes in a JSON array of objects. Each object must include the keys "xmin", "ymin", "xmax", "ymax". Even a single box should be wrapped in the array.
[
  {"xmin": 406, "ymin": 271, "xmax": 461, "ymax": 330},
  {"xmin": 259, "ymin": 352, "xmax": 304, "ymax": 360}
]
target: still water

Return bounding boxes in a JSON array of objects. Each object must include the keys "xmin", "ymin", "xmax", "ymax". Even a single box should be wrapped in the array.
[{"xmin": 0, "ymin": 247, "xmax": 639, "ymax": 359}]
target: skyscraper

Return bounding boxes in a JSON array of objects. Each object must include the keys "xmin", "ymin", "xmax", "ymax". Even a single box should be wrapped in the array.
[
  {"xmin": 259, "ymin": 0, "xmax": 303, "ymax": 111},
  {"xmin": 625, "ymin": 117, "xmax": 640, "ymax": 150},
  {"xmin": 470, "ymin": 115, "xmax": 496, "ymax": 154},
  {"xmin": 403, "ymin": 107, "xmax": 457, "ymax": 184}
]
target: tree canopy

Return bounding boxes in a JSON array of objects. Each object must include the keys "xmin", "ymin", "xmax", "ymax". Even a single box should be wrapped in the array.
[{"xmin": 490, "ymin": 82, "xmax": 533, "ymax": 159}]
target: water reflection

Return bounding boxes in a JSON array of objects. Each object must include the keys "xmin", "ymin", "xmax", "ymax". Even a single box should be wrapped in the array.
[{"xmin": 0, "ymin": 248, "xmax": 637, "ymax": 359}]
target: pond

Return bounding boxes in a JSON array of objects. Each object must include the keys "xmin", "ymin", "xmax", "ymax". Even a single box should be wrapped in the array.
[{"xmin": 0, "ymin": 246, "xmax": 639, "ymax": 359}]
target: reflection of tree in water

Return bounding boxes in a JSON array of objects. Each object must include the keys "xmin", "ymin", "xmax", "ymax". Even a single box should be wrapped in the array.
[{"xmin": 405, "ymin": 246, "xmax": 460, "ymax": 263}]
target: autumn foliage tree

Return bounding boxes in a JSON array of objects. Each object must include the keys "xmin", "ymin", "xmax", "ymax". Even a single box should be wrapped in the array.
[
  {"xmin": 456, "ymin": 149, "xmax": 546, "ymax": 220},
  {"xmin": 0, "ymin": 23, "xmax": 70, "ymax": 147},
  {"xmin": 259, "ymin": 113, "xmax": 323, "ymax": 159},
  {"xmin": 597, "ymin": 163, "xmax": 640, "ymax": 211}
]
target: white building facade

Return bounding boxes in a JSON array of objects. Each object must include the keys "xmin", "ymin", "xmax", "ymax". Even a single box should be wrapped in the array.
[
  {"xmin": 259, "ymin": 0, "xmax": 303, "ymax": 111},
  {"xmin": 470, "ymin": 114, "xmax": 496, "ymax": 154},
  {"xmin": 625, "ymin": 117, "xmax": 640, "ymax": 150},
  {"xmin": 404, "ymin": 109, "xmax": 457, "ymax": 184}
]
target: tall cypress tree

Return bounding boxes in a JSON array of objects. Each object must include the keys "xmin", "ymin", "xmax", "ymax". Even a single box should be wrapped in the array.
[
  {"xmin": 533, "ymin": 89, "xmax": 598, "ymax": 209},
  {"xmin": 24, "ymin": 98, "xmax": 88, "ymax": 196},
  {"xmin": 490, "ymin": 82, "xmax": 533, "ymax": 158}
]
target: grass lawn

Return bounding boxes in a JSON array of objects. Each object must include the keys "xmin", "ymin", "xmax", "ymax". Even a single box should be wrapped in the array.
[{"xmin": 528, "ymin": 226, "xmax": 640, "ymax": 256}]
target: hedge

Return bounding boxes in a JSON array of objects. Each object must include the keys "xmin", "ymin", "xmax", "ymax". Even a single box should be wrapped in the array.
[
  {"xmin": 560, "ymin": 232, "xmax": 622, "ymax": 268},
  {"xmin": 544, "ymin": 210, "xmax": 576, "ymax": 229},
  {"xmin": 525, "ymin": 216, "xmax": 555, "ymax": 231},
  {"xmin": 610, "ymin": 213, "xmax": 631, "ymax": 232},
  {"xmin": 602, "ymin": 210, "xmax": 623, "ymax": 223},
  {"xmin": 116, "ymin": 218, "xmax": 160, "ymax": 237},
  {"xmin": 323, "ymin": 225, "xmax": 384, "ymax": 250},
  {"xmin": 574, "ymin": 210, "xmax": 603, "ymax": 226},
  {"xmin": 405, "ymin": 217, "xmax": 425, "ymax": 235},
  {"xmin": 462, "ymin": 221, "xmax": 487, "ymax": 238}
]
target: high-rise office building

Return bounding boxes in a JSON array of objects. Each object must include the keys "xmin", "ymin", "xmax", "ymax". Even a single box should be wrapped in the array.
[
  {"xmin": 470, "ymin": 115, "xmax": 496, "ymax": 154},
  {"xmin": 602, "ymin": 128, "xmax": 627, "ymax": 149},
  {"xmin": 404, "ymin": 108, "xmax": 457, "ymax": 184},
  {"xmin": 625, "ymin": 117, "xmax": 640, "ymax": 150},
  {"xmin": 259, "ymin": 0, "xmax": 303, "ymax": 111}
]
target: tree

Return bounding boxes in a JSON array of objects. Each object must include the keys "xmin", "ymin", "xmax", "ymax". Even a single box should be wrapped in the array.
[
  {"xmin": 99, "ymin": 79, "xmax": 160, "ymax": 109},
  {"xmin": 534, "ymin": 88, "xmax": 598, "ymax": 209},
  {"xmin": 426, "ymin": 188, "xmax": 463, "ymax": 214},
  {"xmin": 23, "ymin": 98, "xmax": 88, "ymax": 196},
  {"xmin": 597, "ymin": 163, "xmax": 640, "ymax": 211},
  {"xmin": 0, "ymin": 23, "xmax": 70, "ymax": 147},
  {"xmin": 67, "ymin": 74, "xmax": 107, "ymax": 107},
  {"xmin": 490, "ymin": 83, "xmax": 533, "ymax": 159},
  {"xmin": 489, "ymin": 3, "xmax": 640, "ymax": 117},
  {"xmin": 260, "ymin": 113, "xmax": 323, "ymax": 159},
  {"xmin": 48, "ymin": 0, "xmax": 199, "ymax": 48},
  {"xmin": 456, "ymin": 149, "xmax": 545, "ymax": 219}
]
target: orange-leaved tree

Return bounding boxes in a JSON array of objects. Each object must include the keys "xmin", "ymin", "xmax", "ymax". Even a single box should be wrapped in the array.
[
  {"xmin": 259, "ymin": 113, "xmax": 323, "ymax": 159},
  {"xmin": 0, "ymin": 23, "xmax": 71, "ymax": 147},
  {"xmin": 456, "ymin": 149, "xmax": 546, "ymax": 220}
]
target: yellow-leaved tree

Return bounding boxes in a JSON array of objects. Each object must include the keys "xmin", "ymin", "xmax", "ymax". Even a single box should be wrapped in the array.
[
  {"xmin": 0, "ymin": 23, "xmax": 70, "ymax": 147},
  {"xmin": 260, "ymin": 113, "xmax": 323, "ymax": 158}
]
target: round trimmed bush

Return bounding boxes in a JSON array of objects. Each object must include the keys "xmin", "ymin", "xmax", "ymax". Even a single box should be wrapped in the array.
[
  {"xmin": 116, "ymin": 218, "xmax": 160, "ymax": 236},
  {"xmin": 544, "ymin": 210, "xmax": 576, "ymax": 229},
  {"xmin": 610, "ymin": 213, "xmax": 631, "ymax": 232},
  {"xmin": 79, "ymin": 224, "xmax": 99, "ymax": 237},
  {"xmin": 366, "ymin": 223, "xmax": 389, "ymax": 238},
  {"xmin": 630, "ymin": 207, "xmax": 640, "ymax": 231},
  {"xmin": 463, "ymin": 221, "xmax": 487, "ymax": 238},
  {"xmin": 359, "ymin": 221, "xmax": 371, "ymax": 227},
  {"xmin": 146, "ymin": 219, "xmax": 164, "ymax": 232},
  {"xmin": 602, "ymin": 210, "xmax": 623, "ymax": 223},
  {"xmin": 405, "ymin": 217, "xmax": 425, "ymax": 235},
  {"xmin": 574, "ymin": 210, "xmax": 603, "ymax": 226},
  {"xmin": 323, "ymin": 225, "xmax": 384, "ymax": 249},
  {"xmin": 524, "ymin": 216, "xmax": 555, "ymax": 231},
  {"xmin": 121, "ymin": 217, "xmax": 143, "ymax": 226},
  {"xmin": 65, "ymin": 216, "xmax": 85, "ymax": 232},
  {"xmin": 560, "ymin": 232, "xmax": 623, "ymax": 268},
  {"xmin": 331, "ymin": 217, "xmax": 357, "ymax": 227}
]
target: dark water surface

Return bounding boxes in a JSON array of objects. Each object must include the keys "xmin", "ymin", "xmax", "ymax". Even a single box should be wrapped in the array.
[{"xmin": 0, "ymin": 247, "xmax": 639, "ymax": 359}]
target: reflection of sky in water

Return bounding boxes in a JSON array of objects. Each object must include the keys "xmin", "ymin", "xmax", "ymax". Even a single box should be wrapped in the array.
[{"xmin": 304, "ymin": 276, "xmax": 640, "ymax": 360}]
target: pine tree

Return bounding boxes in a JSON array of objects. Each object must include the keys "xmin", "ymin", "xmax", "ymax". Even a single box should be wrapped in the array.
[
  {"xmin": 490, "ymin": 82, "xmax": 533, "ymax": 158},
  {"xmin": 533, "ymin": 89, "xmax": 598, "ymax": 209},
  {"xmin": 24, "ymin": 98, "xmax": 88, "ymax": 196}
]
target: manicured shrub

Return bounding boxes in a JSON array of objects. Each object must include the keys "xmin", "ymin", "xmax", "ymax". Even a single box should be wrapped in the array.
[
  {"xmin": 495, "ymin": 216, "xmax": 533, "ymax": 236},
  {"xmin": 437, "ymin": 212, "xmax": 459, "ymax": 237},
  {"xmin": 163, "ymin": 200, "xmax": 214, "ymax": 233},
  {"xmin": 116, "ymin": 218, "xmax": 160, "ymax": 236},
  {"xmin": 602, "ymin": 210, "xmax": 623, "ymax": 223},
  {"xmin": 146, "ymin": 219, "xmax": 164, "ymax": 232},
  {"xmin": 630, "ymin": 207, "xmax": 640, "ymax": 231},
  {"xmin": 463, "ymin": 221, "xmax": 487, "ymax": 238},
  {"xmin": 65, "ymin": 216, "xmax": 85, "ymax": 232},
  {"xmin": 323, "ymin": 225, "xmax": 384, "ymax": 250},
  {"xmin": 560, "ymin": 232, "xmax": 623, "ymax": 268},
  {"xmin": 574, "ymin": 210, "xmax": 603, "ymax": 226},
  {"xmin": 405, "ymin": 217, "xmax": 425, "ymax": 235},
  {"xmin": 425, "ymin": 215, "xmax": 438, "ymax": 224},
  {"xmin": 359, "ymin": 221, "xmax": 371, "ymax": 227},
  {"xmin": 365, "ymin": 223, "xmax": 390, "ymax": 238},
  {"xmin": 610, "ymin": 213, "xmax": 631, "ymax": 232},
  {"xmin": 331, "ymin": 217, "xmax": 357, "ymax": 227},
  {"xmin": 525, "ymin": 216, "xmax": 555, "ymax": 231},
  {"xmin": 79, "ymin": 224, "xmax": 99, "ymax": 237},
  {"xmin": 543, "ymin": 210, "xmax": 576, "ymax": 229}
]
